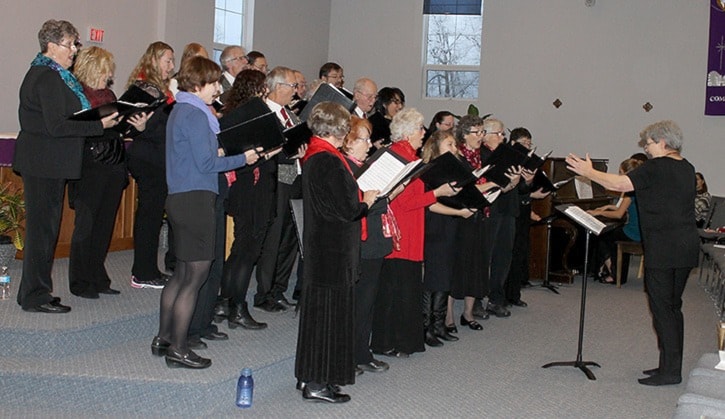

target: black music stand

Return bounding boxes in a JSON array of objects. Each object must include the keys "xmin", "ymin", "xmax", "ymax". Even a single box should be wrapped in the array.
[
  {"xmin": 542, "ymin": 205, "xmax": 604, "ymax": 380},
  {"xmin": 536, "ymin": 214, "xmax": 559, "ymax": 294}
]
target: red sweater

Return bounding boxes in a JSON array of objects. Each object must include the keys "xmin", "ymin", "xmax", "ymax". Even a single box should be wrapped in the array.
[{"xmin": 385, "ymin": 141, "xmax": 437, "ymax": 261}]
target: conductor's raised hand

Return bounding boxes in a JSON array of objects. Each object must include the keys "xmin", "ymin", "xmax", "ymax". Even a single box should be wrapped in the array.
[{"xmin": 565, "ymin": 153, "xmax": 593, "ymax": 177}]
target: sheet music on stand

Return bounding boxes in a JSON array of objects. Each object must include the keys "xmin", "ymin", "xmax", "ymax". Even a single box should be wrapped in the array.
[{"xmin": 556, "ymin": 204, "xmax": 607, "ymax": 235}]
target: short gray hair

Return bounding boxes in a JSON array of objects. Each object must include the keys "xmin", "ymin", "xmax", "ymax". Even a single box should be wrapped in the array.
[
  {"xmin": 390, "ymin": 108, "xmax": 424, "ymax": 142},
  {"xmin": 638, "ymin": 120, "xmax": 684, "ymax": 152},
  {"xmin": 265, "ymin": 66, "xmax": 293, "ymax": 92},
  {"xmin": 38, "ymin": 19, "xmax": 78, "ymax": 53},
  {"xmin": 219, "ymin": 45, "xmax": 245, "ymax": 71},
  {"xmin": 307, "ymin": 102, "xmax": 350, "ymax": 139}
]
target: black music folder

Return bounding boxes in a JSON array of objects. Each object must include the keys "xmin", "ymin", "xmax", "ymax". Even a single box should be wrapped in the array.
[
  {"xmin": 299, "ymin": 83, "xmax": 356, "ymax": 122},
  {"xmin": 523, "ymin": 149, "xmax": 553, "ymax": 171},
  {"xmin": 355, "ymin": 147, "xmax": 427, "ymax": 198},
  {"xmin": 218, "ymin": 97, "xmax": 284, "ymax": 156},
  {"xmin": 418, "ymin": 152, "xmax": 494, "ymax": 209},
  {"xmin": 282, "ymin": 123, "xmax": 312, "ymax": 157},
  {"xmin": 481, "ymin": 143, "xmax": 529, "ymax": 187}
]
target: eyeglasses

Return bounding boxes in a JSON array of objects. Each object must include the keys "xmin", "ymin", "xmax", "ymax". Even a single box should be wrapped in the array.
[
  {"xmin": 486, "ymin": 131, "xmax": 505, "ymax": 137},
  {"xmin": 389, "ymin": 98, "xmax": 403, "ymax": 105},
  {"xmin": 644, "ymin": 140, "xmax": 656, "ymax": 149},
  {"xmin": 227, "ymin": 56, "xmax": 248, "ymax": 64},
  {"xmin": 467, "ymin": 129, "xmax": 485, "ymax": 135},
  {"xmin": 279, "ymin": 82, "xmax": 299, "ymax": 89},
  {"xmin": 57, "ymin": 40, "xmax": 82, "ymax": 51},
  {"xmin": 355, "ymin": 137, "xmax": 372, "ymax": 143}
]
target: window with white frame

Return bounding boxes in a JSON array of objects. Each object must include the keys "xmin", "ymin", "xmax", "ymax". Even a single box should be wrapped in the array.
[
  {"xmin": 213, "ymin": 0, "xmax": 253, "ymax": 63},
  {"xmin": 423, "ymin": 0, "xmax": 483, "ymax": 99}
]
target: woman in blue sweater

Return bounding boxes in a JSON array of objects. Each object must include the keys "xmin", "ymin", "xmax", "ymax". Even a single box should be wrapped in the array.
[{"xmin": 151, "ymin": 57, "xmax": 262, "ymax": 369}]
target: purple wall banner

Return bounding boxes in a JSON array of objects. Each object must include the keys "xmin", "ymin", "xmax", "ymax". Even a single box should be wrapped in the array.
[{"xmin": 706, "ymin": 0, "xmax": 725, "ymax": 115}]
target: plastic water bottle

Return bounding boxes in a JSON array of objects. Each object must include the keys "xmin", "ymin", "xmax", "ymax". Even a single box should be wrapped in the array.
[
  {"xmin": 235, "ymin": 368, "xmax": 254, "ymax": 408},
  {"xmin": 0, "ymin": 267, "xmax": 10, "ymax": 300}
]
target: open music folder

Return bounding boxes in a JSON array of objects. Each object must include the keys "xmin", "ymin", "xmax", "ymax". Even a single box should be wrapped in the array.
[
  {"xmin": 556, "ymin": 204, "xmax": 610, "ymax": 235},
  {"xmin": 218, "ymin": 97, "xmax": 285, "ymax": 156},
  {"xmin": 355, "ymin": 147, "xmax": 426, "ymax": 198},
  {"xmin": 298, "ymin": 83, "xmax": 356, "ymax": 122}
]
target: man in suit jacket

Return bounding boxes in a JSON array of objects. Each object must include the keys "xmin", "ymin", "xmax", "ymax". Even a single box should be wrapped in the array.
[
  {"xmin": 218, "ymin": 45, "xmax": 248, "ymax": 103},
  {"xmin": 255, "ymin": 66, "xmax": 302, "ymax": 313},
  {"xmin": 352, "ymin": 77, "xmax": 378, "ymax": 119}
]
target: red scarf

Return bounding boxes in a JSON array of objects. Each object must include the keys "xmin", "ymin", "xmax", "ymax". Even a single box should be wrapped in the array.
[{"xmin": 302, "ymin": 136, "xmax": 368, "ymax": 240}]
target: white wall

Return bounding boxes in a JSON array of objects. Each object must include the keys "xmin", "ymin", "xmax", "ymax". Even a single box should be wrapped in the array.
[
  {"xmin": 329, "ymin": 0, "xmax": 725, "ymax": 194},
  {"xmin": 2, "ymin": 1, "xmax": 722, "ymax": 194}
]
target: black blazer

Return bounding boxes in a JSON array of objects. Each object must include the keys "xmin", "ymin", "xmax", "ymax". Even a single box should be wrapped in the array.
[{"xmin": 14, "ymin": 65, "xmax": 103, "ymax": 179}]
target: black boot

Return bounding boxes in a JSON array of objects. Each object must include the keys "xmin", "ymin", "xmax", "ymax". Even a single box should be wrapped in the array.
[
  {"xmin": 422, "ymin": 290, "xmax": 443, "ymax": 347},
  {"xmin": 432, "ymin": 292, "xmax": 458, "ymax": 342},
  {"xmin": 228, "ymin": 301, "xmax": 267, "ymax": 330},
  {"xmin": 213, "ymin": 297, "xmax": 229, "ymax": 323}
]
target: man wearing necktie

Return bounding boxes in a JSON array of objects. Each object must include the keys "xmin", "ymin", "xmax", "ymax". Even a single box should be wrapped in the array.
[{"xmin": 255, "ymin": 66, "xmax": 302, "ymax": 313}]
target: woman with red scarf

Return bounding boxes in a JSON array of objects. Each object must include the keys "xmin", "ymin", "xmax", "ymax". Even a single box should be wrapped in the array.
[
  {"xmin": 294, "ymin": 102, "xmax": 378, "ymax": 403},
  {"xmin": 369, "ymin": 108, "xmax": 459, "ymax": 358}
]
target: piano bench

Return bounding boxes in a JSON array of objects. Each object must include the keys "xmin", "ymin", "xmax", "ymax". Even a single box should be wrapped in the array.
[{"xmin": 616, "ymin": 241, "xmax": 644, "ymax": 288}]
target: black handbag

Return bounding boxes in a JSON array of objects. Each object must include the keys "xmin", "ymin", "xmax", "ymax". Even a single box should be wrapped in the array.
[{"xmin": 89, "ymin": 137, "xmax": 125, "ymax": 165}]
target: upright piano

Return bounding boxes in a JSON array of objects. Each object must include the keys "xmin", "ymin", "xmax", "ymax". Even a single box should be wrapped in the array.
[{"xmin": 529, "ymin": 157, "xmax": 611, "ymax": 284}]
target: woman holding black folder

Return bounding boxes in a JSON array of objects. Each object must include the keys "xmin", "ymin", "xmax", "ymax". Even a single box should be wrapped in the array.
[
  {"xmin": 217, "ymin": 69, "xmax": 276, "ymax": 330},
  {"xmin": 153, "ymin": 57, "xmax": 261, "ymax": 369},
  {"xmin": 68, "ymin": 46, "xmax": 151, "ymax": 299},
  {"xmin": 13, "ymin": 19, "xmax": 120, "ymax": 313},
  {"xmin": 370, "ymin": 108, "xmax": 459, "ymax": 358},
  {"xmin": 126, "ymin": 41, "xmax": 176, "ymax": 290}
]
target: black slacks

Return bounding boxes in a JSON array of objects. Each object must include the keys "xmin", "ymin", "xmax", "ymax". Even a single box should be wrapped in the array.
[
  {"xmin": 221, "ymin": 212, "xmax": 268, "ymax": 304},
  {"xmin": 644, "ymin": 266, "xmax": 691, "ymax": 377},
  {"xmin": 505, "ymin": 205, "xmax": 530, "ymax": 302},
  {"xmin": 127, "ymin": 157, "xmax": 167, "ymax": 281},
  {"xmin": 16, "ymin": 175, "xmax": 67, "ymax": 309},
  {"xmin": 254, "ymin": 179, "xmax": 301, "ymax": 305},
  {"xmin": 487, "ymin": 215, "xmax": 516, "ymax": 305},
  {"xmin": 354, "ymin": 257, "xmax": 384, "ymax": 364},
  {"xmin": 68, "ymin": 155, "xmax": 127, "ymax": 295}
]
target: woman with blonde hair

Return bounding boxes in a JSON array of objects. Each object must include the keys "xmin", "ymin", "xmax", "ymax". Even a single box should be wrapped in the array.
[
  {"xmin": 69, "ymin": 46, "xmax": 150, "ymax": 298},
  {"xmin": 126, "ymin": 41, "xmax": 176, "ymax": 290}
]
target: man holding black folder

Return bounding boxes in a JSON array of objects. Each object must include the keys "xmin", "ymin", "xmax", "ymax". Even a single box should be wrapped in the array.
[
  {"xmin": 254, "ymin": 66, "xmax": 303, "ymax": 313},
  {"xmin": 479, "ymin": 118, "xmax": 522, "ymax": 318}
]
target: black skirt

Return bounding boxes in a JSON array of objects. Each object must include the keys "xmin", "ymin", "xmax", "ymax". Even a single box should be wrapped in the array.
[
  {"xmin": 451, "ymin": 213, "xmax": 489, "ymax": 299},
  {"xmin": 166, "ymin": 190, "xmax": 217, "ymax": 261}
]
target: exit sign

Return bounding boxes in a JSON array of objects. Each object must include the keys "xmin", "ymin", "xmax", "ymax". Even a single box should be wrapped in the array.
[{"xmin": 88, "ymin": 27, "xmax": 105, "ymax": 43}]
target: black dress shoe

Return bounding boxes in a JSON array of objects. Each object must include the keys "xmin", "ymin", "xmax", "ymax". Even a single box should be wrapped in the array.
[
  {"xmin": 254, "ymin": 300, "xmax": 285, "ymax": 313},
  {"xmin": 637, "ymin": 374, "xmax": 681, "ymax": 386},
  {"xmin": 460, "ymin": 315, "xmax": 483, "ymax": 330},
  {"xmin": 486, "ymin": 303, "xmax": 511, "ymax": 318},
  {"xmin": 375, "ymin": 349, "xmax": 409, "ymax": 358},
  {"xmin": 302, "ymin": 385, "xmax": 351, "ymax": 403},
  {"xmin": 357, "ymin": 359, "xmax": 389, "ymax": 373},
  {"xmin": 187, "ymin": 338, "xmax": 208, "ymax": 350},
  {"xmin": 296, "ymin": 381, "xmax": 341, "ymax": 393},
  {"xmin": 165, "ymin": 348, "xmax": 211, "ymax": 369},
  {"xmin": 471, "ymin": 305, "xmax": 490, "ymax": 320},
  {"xmin": 228, "ymin": 302, "xmax": 268, "ymax": 330},
  {"xmin": 72, "ymin": 290, "xmax": 100, "ymax": 299},
  {"xmin": 97, "ymin": 288, "xmax": 121, "ymax": 295},
  {"xmin": 275, "ymin": 297, "xmax": 296, "ymax": 310},
  {"xmin": 201, "ymin": 331, "xmax": 229, "ymax": 341},
  {"xmin": 151, "ymin": 336, "xmax": 170, "ymax": 356},
  {"xmin": 642, "ymin": 367, "xmax": 659, "ymax": 376},
  {"xmin": 445, "ymin": 323, "xmax": 458, "ymax": 334},
  {"xmin": 508, "ymin": 299, "xmax": 528, "ymax": 308},
  {"xmin": 23, "ymin": 299, "xmax": 71, "ymax": 314}
]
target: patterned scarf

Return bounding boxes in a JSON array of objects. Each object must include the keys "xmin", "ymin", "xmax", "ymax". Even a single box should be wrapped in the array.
[{"xmin": 31, "ymin": 53, "xmax": 90, "ymax": 110}]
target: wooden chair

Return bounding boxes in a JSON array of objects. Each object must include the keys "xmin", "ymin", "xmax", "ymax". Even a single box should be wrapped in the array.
[{"xmin": 616, "ymin": 241, "xmax": 644, "ymax": 288}]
